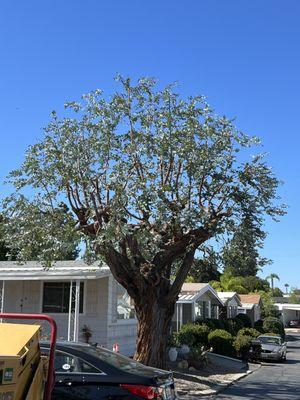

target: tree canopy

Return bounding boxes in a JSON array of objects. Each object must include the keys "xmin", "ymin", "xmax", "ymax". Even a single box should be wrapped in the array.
[
  {"xmin": 210, "ymin": 272, "xmax": 270, "ymax": 294},
  {"xmin": 0, "ymin": 210, "xmax": 79, "ymax": 262},
  {"xmin": 185, "ymin": 247, "xmax": 221, "ymax": 283},
  {"xmin": 266, "ymin": 273, "xmax": 280, "ymax": 291},
  {"xmin": 0, "ymin": 215, "xmax": 10, "ymax": 260},
  {"xmin": 0, "ymin": 241, "xmax": 8, "ymax": 261},
  {"xmin": 1, "ymin": 77, "xmax": 285, "ymax": 367},
  {"xmin": 222, "ymin": 212, "xmax": 271, "ymax": 277}
]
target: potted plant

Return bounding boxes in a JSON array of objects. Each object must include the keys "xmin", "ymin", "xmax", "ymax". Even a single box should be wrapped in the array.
[
  {"xmin": 187, "ymin": 346, "xmax": 207, "ymax": 370},
  {"xmin": 168, "ymin": 333, "xmax": 179, "ymax": 362},
  {"xmin": 82, "ymin": 325, "xmax": 92, "ymax": 343}
]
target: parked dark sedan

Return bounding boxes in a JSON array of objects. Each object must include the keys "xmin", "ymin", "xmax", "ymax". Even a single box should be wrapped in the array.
[{"xmin": 41, "ymin": 342, "xmax": 177, "ymax": 400}]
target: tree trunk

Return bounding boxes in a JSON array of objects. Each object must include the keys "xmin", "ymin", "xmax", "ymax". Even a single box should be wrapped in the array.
[
  {"xmin": 102, "ymin": 240, "xmax": 203, "ymax": 368},
  {"xmin": 134, "ymin": 292, "xmax": 175, "ymax": 369}
]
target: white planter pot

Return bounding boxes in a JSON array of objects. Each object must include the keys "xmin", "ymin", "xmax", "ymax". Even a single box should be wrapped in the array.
[
  {"xmin": 180, "ymin": 344, "xmax": 190, "ymax": 355},
  {"xmin": 168, "ymin": 347, "xmax": 178, "ymax": 362}
]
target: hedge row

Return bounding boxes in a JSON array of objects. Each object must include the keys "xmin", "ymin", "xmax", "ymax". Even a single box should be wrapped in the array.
[
  {"xmin": 176, "ymin": 323, "xmax": 210, "ymax": 348},
  {"xmin": 174, "ymin": 315, "xmax": 284, "ymax": 359},
  {"xmin": 208, "ymin": 329, "xmax": 235, "ymax": 356},
  {"xmin": 195, "ymin": 313, "xmax": 252, "ymax": 336}
]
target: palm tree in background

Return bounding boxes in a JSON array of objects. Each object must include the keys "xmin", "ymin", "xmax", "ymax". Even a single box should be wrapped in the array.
[
  {"xmin": 284, "ymin": 283, "xmax": 290, "ymax": 294},
  {"xmin": 210, "ymin": 272, "xmax": 248, "ymax": 294},
  {"xmin": 266, "ymin": 273, "xmax": 280, "ymax": 291}
]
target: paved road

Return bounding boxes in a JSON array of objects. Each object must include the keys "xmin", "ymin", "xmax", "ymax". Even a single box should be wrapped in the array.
[{"xmin": 211, "ymin": 333, "xmax": 300, "ymax": 400}]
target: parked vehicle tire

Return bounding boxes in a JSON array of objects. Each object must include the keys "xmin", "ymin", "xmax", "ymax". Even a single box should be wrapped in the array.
[{"xmin": 280, "ymin": 352, "xmax": 287, "ymax": 362}]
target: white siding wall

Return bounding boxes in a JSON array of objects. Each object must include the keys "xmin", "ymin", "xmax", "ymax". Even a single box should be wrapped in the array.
[
  {"xmin": 2, "ymin": 280, "xmax": 41, "ymax": 313},
  {"xmin": 227, "ymin": 298, "xmax": 239, "ymax": 318},
  {"xmin": 2, "ymin": 277, "xmax": 137, "ymax": 356},
  {"xmin": 2, "ymin": 278, "xmax": 109, "ymax": 348},
  {"xmin": 106, "ymin": 277, "xmax": 137, "ymax": 356},
  {"xmin": 253, "ymin": 304, "xmax": 261, "ymax": 322}
]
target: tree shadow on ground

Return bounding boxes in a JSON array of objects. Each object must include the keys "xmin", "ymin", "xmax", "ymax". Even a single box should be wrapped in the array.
[{"xmin": 214, "ymin": 380, "xmax": 300, "ymax": 399}]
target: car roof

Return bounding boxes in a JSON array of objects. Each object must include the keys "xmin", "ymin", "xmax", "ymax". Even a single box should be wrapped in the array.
[
  {"xmin": 41, "ymin": 340, "xmax": 91, "ymax": 347},
  {"xmin": 258, "ymin": 335, "xmax": 281, "ymax": 339},
  {"xmin": 40, "ymin": 341, "xmax": 172, "ymax": 384}
]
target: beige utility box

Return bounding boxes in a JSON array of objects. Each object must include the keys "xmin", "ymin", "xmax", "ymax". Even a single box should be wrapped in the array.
[
  {"xmin": 0, "ymin": 323, "xmax": 41, "ymax": 399},
  {"xmin": 0, "ymin": 351, "xmax": 40, "ymax": 400}
]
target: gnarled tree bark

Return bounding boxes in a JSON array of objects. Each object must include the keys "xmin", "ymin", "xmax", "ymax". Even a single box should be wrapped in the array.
[
  {"xmin": 103, "ymin": 237, "xmax": 207, "ymax": 368},
  {"xmin": 134, "ymin": 289, "xmax": 175, "ymax": 368}
]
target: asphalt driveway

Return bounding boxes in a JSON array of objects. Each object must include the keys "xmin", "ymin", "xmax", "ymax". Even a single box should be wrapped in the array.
[{"xmin": 210, "ymin": 333, "xmax": 300, "ymax": 400}]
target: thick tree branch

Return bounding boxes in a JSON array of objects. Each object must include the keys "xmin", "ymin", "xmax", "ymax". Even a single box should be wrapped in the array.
[{"xmin": 167, "ymin": 247, "xmax": 197, "ymax": 302}]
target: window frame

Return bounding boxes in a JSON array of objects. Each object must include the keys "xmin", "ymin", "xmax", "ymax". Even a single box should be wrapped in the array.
[
  {"xmin": 108, "ymin": 278, "xmax": 137, "ymax": 325},
  {"xmin": 41, "ymin": 281, "xmax": 86, "ymax": 315},
  {"xmin": 116, "ymin": 288, "xmax": 136, "ymax": 321},
  {"xmin": 195, "ymin": 299, "xmax": 204, "ymax": 319},
  {"xmin": 52, "ymin": 349, "xmax": 107, "ymax": 376}
]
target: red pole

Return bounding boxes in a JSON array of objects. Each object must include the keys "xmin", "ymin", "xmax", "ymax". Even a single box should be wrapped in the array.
[{"xmin": 0, "ymin": 313, "xmax": 57, "ymax": 400}]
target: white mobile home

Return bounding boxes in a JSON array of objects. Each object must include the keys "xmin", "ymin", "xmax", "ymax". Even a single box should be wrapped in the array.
[
  {"xmin": 0, "ymin": 261, "xmax": 137, "ymax": 356},
  {"xmin": 238, "ymin": 294, "xmax": 262, "ymax": 325},
  {"xmin": 217, "ymin": 292, "xmax": 242, "ymax": 319},
  {"xmin": 173, "ymin": 283, "xmax": 224, "ymax": 331}
]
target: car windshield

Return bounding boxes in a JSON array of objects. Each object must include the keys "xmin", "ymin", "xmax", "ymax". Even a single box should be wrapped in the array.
[{"xmin": 259, "ymin": 337, "xmax": 281, "ymax": 345}]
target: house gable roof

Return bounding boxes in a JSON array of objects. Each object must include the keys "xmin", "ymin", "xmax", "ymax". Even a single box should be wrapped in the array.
[
  {"xmin": 217, "ymin": 291, "xmax": 242, "ymax": 306},
  {"xmin": 181, "ymin": 283, "xmax": 208, "ymax": 292},
  {"xmin": 178, "ymin": 283, "xmax": 223, "ymax": 306},
  {"xmin": 239, "ymin": 294, "xmax": 262, "ymax": 306}
]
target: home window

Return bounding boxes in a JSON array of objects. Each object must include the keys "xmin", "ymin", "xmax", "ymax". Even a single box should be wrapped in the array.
[
  {"xmin": 116, "ymin": 284, "xmax": 135, "ymax": 320},
  {"xmin": 211, "ymin": 305, "xmax": 219, "ymax": 319},
  {"xmin": 195, "ymin": 300, "xmax": 204, "ymax": 319},
  {"xmin": 42, "ymin": 282, "xmax": 84, "ymax": 313}
]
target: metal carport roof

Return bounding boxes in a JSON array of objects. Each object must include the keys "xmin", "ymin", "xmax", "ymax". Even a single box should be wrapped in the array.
[{"xmin": 0, "ymin": 260, "xmax": 110, "ymax": 280}]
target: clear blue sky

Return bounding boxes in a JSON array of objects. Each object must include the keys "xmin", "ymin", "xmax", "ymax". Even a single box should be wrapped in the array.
[{"xmin": 0, "ymin": 1, "xmax": 299, "ymax": 289}]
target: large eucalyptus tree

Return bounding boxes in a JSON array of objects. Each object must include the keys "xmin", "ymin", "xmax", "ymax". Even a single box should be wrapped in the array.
[{"xmin": 2, "ymin": 77, "xmax": 284, "ymax": 367}]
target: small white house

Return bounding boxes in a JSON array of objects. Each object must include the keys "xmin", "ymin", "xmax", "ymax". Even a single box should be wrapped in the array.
[
  {"xmin": 238, "ymin": 294, "xmax": 262, "ymax": 325},
  {"xmin": 173, "ymin": 283, "xmax": 224, "ymax": 331},
  {"xmin": 217, "ymin": 292, "xmax": 242, "ymax": 319},
  {"xmin": 0, "ymin": 261, "xmax": 137, "ymax": 356}
]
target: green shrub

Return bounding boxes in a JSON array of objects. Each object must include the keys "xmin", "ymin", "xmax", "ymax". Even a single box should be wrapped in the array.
[
  {"xmin": 237, "ymin": 328, "xmax": 261, "ymax": 339},
  {"xmin": 249, "ymin": 339, "xmax": 262, "ymax": 362},
  {"xmin": 263, "ymin": 317, "xmax": 285, "ymax": 339},
  {"xmin": 196, "ymin": 318, "xmax": 225, "ymax": 331},
  {"xmin": 263, "ymin": 332, "xmax": 280, "ymax": 337},
  {"xmin": 196, "ymin": 317, "xmax": 244, "ymax": 336},
  {"xmin": 168, "ymin": 332, "xmax": 180, "ymax": 347},
  {"xmin": 187, "ymin": 346, "xmax": 208, "ymax": 369},
  {"xmin": 234, "ymin": 327, "xmax": 260, "ymax": 359},
  {"xmin": 234, "ymin": 334, "xmax": 262, "ymax": 361},
  {"xmin": 177, "ymin": 323, "xmax": 210, "ymax": 347},
  {"xmin": 234, "ymin": 313, "xmax": 252, "ymax": 328},
  {"xmin": 226, "ymin": 318, "xmax": 244, "ymax": 336},
  {"xmin": 199, "ymin": 318, "xmax": 241, "ymax": 335},
  {"xmin": 234, "ymin": 335, "xmax": 252, "ymax": 360},
  {"xmin": 254, "ymin": 319, "xmax": 264, "ymax": 333},
  {"xmin": 231, "ymin": 316, "xmax": 244, "ymax": 332},
  {"xmin": 208, "ymin": 329, "xmax": 234, "ymax": 356}
]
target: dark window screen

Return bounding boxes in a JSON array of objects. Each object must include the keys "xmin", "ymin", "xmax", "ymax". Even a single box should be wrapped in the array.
[{"xmin": 43, "ymin": 282, "xmax": 84, "ymax": 313}]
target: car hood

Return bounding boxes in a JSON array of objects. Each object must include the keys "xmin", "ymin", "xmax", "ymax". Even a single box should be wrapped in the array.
[{"xmin": 261, "ymin": 344, "xmax": 281, "ymax": 352}]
